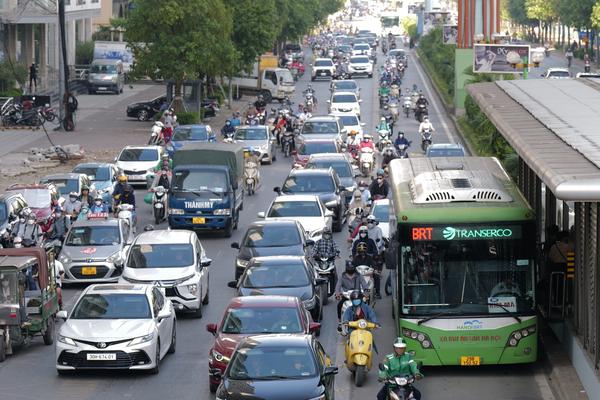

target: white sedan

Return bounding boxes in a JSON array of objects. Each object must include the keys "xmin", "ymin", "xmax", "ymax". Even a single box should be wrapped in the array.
[
  {"xmin": 258, "ymin": 194, "xmax": 333, "ymax": 241},
  {"xmin": 347, "ymin": 55, "xmax": 374, "ymax": 78},
  {"xmin": 56, "ymin": 284, "xmax": 176, "ymax": 375},
  {"xmin": 327, "ymin": 91, "xmax": 362, "ymax": 117},
  {"xmin": 115, "ymin": 145, "xmax": 164, "ymax": 186},
  {"xmin": 330, "ymin": 112, "xmax": 365, "ymax": 138}
]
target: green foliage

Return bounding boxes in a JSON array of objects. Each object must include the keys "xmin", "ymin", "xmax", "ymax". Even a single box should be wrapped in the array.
[
  {"xmin": 0, "ymin": 61, "xmax": 27, "ymax": 93},
  {"xmin": 592, "ymin": 1, "xmax": 600, "ymax": 29},
  {"xmin": 92, "ymin": 26, "xmax": 111, "ymax": 41},
  {"xmin": 275, "ymin": 0, "xmax": 343, "ymax": 43},
  {"xmin": 417, "ymin": 27, "xmax": 455, "ymax": 103},
  {"xmin": 401, "ymin": 15, "xmax": 417, "ymax": 38},
  {"xmin": 75, "ymin": 41, "xmax": 94, "ymax": 65},
  {"xmin": 176, "ymin": 111, "xmax": 202, "ymax": 125}
]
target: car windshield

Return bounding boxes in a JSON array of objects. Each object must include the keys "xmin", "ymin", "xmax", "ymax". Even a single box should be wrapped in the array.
[
  {"xmin": 221, "ymin": 307, "xmax": 303, "ymax": 334},
  {"xmin": 298, "ymin": 141, "xmax": 337, "ymax": 155},
  {"xmin": 228, "ymin": 345, "xmax": 317, "ymax": 379},
  {"xmin": 90, "ymin": 64, "xmax": 117, "ymax": 74},
  {"xmin": 372, "ymin": 202, "xmax": 389, "ymax": 222},
  {"xmin": 350, "ymin": 57, "xmax": 369, "ymax": 64},
  {"xmin": 549, "ymin": 70, "xmax": 570, "ymax": 78},
  {"xmin": 315, "ymin": 60, "xmax": 333, "ymax": 66},
  {"xmin": 70, "ymin": 294, "xmax": 151, "ymax": 319},
  {"xmin": 427, "ymin": 147, "xmax": 465, "ymax": 157},
  {"xmin": 41, "ymin": 179, "xmax": 78, "ymax": 196},
  {"xmin": 308, "ymin": 161, "xmax": 352, "ymax": 178},
  {"xmin": 127, "ymin": 243, "xmax": 194, "ymax": 268},
  {"xmin": 243, "ymin": 263, "xmax": 310, "ymax": 288},
  {"xmin": 7, "ymin": 189, "xmax": 50, "ymax": 209},
  {"xmin": 282, "ymin": 175, "xmax": 335, "ymax": 193},
  {"xmin": 235, "ymin": 127, "xmax": 268, "ymax": 140},
  {"xmin": 118, "ymin": 148, "xmax": 159, "ymax": 162},
  {"xmin": 172, "ymin": 126, "xmax": 209, "ymax": 141},
  {"xmin": 65, "ymin": 226, "xmax": 121, "ymax": 246},
  {"xmin": 338, "ymin": 46, "xmax": 352, "ymax": 52},
  {"xmin": 338, "ymin": 115, "xmax": 359, "ymax": 127},
  {"xmin": 333, "ymin": 94, "xmax": 357, "ymax": 103},
  {"xmin": 172, "ymin": 169, "xmax": 227, "ymax": 194},
  {"xmin": 243, "ymin": 225, "xmax": 301, "ymax": 247},
  {"xmin": 334, "ymin": 81, "xmax": 357, "ymax": 91},
  {"xmin": 268, "ymin": 201, "xmax": 321, "ymax": 218},
  {"xmin": 73, "ymin": 166, "xmax": 111, "ymax": 181},
  {"xmin": 302, "ymin": 122, "xmax": 339, "ymax": 135}
]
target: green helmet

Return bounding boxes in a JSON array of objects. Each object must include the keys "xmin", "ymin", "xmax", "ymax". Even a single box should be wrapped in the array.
[{"xmin": 81, "ymin": 185, "xmax": 89, "ymax": 191}]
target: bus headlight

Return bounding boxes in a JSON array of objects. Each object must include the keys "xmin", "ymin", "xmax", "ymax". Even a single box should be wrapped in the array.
[
  {"xmin": 506, "ymin": 325, "xmax": 536, "ymax": 347},
  {"xmin": 402, "ymin": 328, "xmax": 434, "ymax": 349}
]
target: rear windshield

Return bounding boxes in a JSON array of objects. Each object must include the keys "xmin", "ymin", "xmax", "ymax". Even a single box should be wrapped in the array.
[
  {"xmin": 333, "ymin": 94, "xmax": 357, "ymax": 103},
  {"xmin": 90, "ymin": 64, "xmax": 117, "ymax": 74},
  {"xmin": 298, "ymin": 141, "xmax": 337, "ymax": 155},
  {"xmin": 350, "ymin": 57, "xmax": 370, "ymax": 64},
  {"xmin": 235, "ymin": 127, "xmax": 268, "ymax": 140},
  {"xmin": 302, "ymin": 122, "xmax": 339, "ymax": 134},
  {"xmin": 118, "ymin": 148, "xmax": 159, "ymax": 162},
  {"xmin": 315, "ymin": 60, "xmax": 333, "ymax": 67},
  {"xmin": 549, "ymin": 71, "xmax": 570, "ymax": 78},
  {"xmin": 172, "ymin": 126, "xmax": 209, "ymax": 141}
]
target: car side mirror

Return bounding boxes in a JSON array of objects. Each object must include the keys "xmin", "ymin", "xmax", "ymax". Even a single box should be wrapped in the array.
[
  {"xmin": 57, "ymin": 310, "xmax": 68, "ymax": 320},
  {"xmin": 309, "ymin": 322, "xmax": 321, "ymax": 333},
  {"xmin": 231, "ymin": 242, "xmax": 240, "ymax": 249},
  {"xmin": 273, "ymin": 186, "xmax": 281, "ymax": 194},
  {"xmin": 227, "ymin": 280, "xmax": 238, "ymax": 289},
  {"xmin": 157, "ymin": 308, "xmax": 171, "ymax": 321},
  {"xmin": 359, "ymin": 99, "xmax": 363, "ymax": 103},
  {"xmin": 341, "ymin": 128, "xmax": 347, "ymax": 134},
  {"xmin": 323, "ymin": 366, "xmax": 338, "ymax": 376},
  {"xmin": 257, "ymin": 211, "xmax": 266, "ymax": 218},
  {"xmin": 360, "ymin": 123, "xmax": 366, "ymax": 126},
  {"xmin": 326, "ymin": 100, "xmax": 331, "ymax": 103},
  {"xmin": 206, "ymin": 323, "xmax": 218, "ymax": 335},
  {"xmin": 201, "ymin": 257, "xmax": 212, "ymax": 267}
]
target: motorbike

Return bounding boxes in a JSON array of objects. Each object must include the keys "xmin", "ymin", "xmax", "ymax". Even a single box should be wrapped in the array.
[
  {"xmin": 256, "ymin": 108, "xmax": 267, "ymax": 125},
  {"xmin": 585, "ymin": 60, "xmax": 591, "ymax": 73},
  {"xmin": 152, "ymin": 185, "xmax": 167, "ymax": 224},
  {"xmin": 359, "ymin": 146, "xmax": 375, "ymax": 176},
  {"xmin": 377, "ymin": 128, "xmax": 392, "ymax": 151},
  {"xmin": 1, "ymin": 103, "xmax": 43, "ymax": 127},
  {"xmin": 116, "ymin": 203, "xmax": 136, "ymax": 233},
  {"xmin": 244, "ymin": 158, "xmax": 260, "ymax": 196},
  {"xmin": 397, "ymin": 143, "xmax": 410, "ymax": 158},
  {"xmin": 281, "ymin": 130, "xmax": 295, "ymax": 158},
  {"xmin": 40, "ymin": 103, "xmax": 56, "ymax": 122},
  {"xmin": 403, "ymin": 96, "xmax": 412, "ymax": 118},
  {"xmin": 355, "ymin": 264, "xmax": 375, "ymax": 299},
  {"xmin": 389, "ymin": 99, "xmax": 400, "ymax": 122},
  {"xmin": 246, "ymin": 113, "xmax": 260, "ymax": 126},
  {"xmin": 390, "ymin": 84, "xmax": 400, "ymax": 99},
  {"xmin": 421, "ymin": 129, "xmax": 432, "ymax": 152},
  {"xmin": 381, "ymin": 145, "xmax": 398, "ymax": 168},
  {"xmin": 304, "ymin": 92, "xmax": 315, "ymax": 113},
  {"xmin": 341, "ymin": 319, "xmax": 379, "ymax": 387},
  {"xmin": 415, "ymin": 104, "xmax": 428, "ymax": 122},
  {"xmin": 380, "ymin": 371, "xmax": 420, "ymax": 400},
  {"xmin": 148, "ymin": 123, "xmax": 165, "ymax": 145},
  {"xmin": 379, "ymin": 93, "xmax": 389, "ymax": 108},
  {"xmin": 314, "ymin": 256, "xmax": 337, "ymax": 303}
]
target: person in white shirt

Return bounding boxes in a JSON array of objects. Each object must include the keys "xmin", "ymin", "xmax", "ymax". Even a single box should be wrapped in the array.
[{"xmin": 418, "ymin": 117, "xmax": 435, "ymax": 134}]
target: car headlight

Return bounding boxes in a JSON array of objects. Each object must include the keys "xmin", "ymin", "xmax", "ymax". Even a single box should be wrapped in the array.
[
  {"xmin": 106, "ymin": 251, "xmax": 122, "ymax": 264},
  {"xmin": 236, "ymin": 259, "xmax": 249, "ymax": 268},
  {"xmin": 169, "ymin": 208, "xmax": 185, "ymax": 215},
  {"xmin": 128, "ymin": 333, "xmax": 154, "ymax": 346},
  {"xmin": 303, "ymin": 295, "xmax": 316, "ymax": 309},
  {"xmin": 59, "ymin": 254, "xmax": 70, "ymax": 263},
  {"xmin": 57, "ymin": 334, "xmax": 77, "ymax": 346},
  {"xmin": 187, "ymin": 283, "xmax": 198, "ymax": 296},
  {"xmin": 325, "ymin": 200, "xmax": 338, "ymax": 208},
  {"xmin": 213, "ymin": 208, "xmax": 231, "ymax": 216},
  {"xmin": 212, "ymin": 349, "xmax": 230, "ymax": 363}
]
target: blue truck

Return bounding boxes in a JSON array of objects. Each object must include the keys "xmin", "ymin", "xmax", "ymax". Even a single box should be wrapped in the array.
[{"xmin": 168, "ymin": 143, "xmax": 244, "ymax": 237}]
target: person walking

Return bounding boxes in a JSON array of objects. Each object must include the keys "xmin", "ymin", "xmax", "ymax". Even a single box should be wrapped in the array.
[
  {"xmin": 29, "ymin": 63, "xmax": 37, "ymax": 92},
  {"xmin": 565, "ymin": 48, "xmax": 574, "ymax": 68}
]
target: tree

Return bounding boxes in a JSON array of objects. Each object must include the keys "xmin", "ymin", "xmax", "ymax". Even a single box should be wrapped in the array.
[
  {"xmin": 401, "ymin": 15, "xmax": 417, "ymax": 38},
  {"xmin": 123, "ymin": 0, "xmax": 235, "ymax": 112}
]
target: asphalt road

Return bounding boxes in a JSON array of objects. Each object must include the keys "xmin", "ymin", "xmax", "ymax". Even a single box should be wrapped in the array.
[{"xmin": 0, "ymin": 19, "xmax": 554, "ymax": 400}]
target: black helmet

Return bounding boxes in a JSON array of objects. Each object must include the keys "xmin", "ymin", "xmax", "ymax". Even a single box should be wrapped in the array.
[
  {"xmin": 345, "ymin": 260, "xmax": 356, "ymax": 272},
  {"xmin": 350, "ymin": 290, "xmax": 362, "ymax": 300}
]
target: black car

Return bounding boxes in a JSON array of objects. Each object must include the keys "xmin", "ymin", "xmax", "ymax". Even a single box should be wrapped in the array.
[
  {"xmin": 229, "ymin": 256, "xmax": 326, "ymax": 322},
  {"xmin": 276, "ymin": 168, "xmax": 347, "ymax": 232},
  {"xmin": 231, "ymin": 220, "xmax": 314, "ymax": 280},
  {"xmin": 305, "ymin": 153, "xmax": 358, "ymax": 205},
  {"xmin": 216, "ymin": 334, "xmax": 338, "ymax": 400},
  {"xmin": 126, "ymin": 95, "xmax": 167, "ymax": 121},
  {"xmin": 0, "ymin": 192, "xmax": 28, "ymax": 246}
]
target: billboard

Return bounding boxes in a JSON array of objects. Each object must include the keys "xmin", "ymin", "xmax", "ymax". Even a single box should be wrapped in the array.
[
  {"xmin": 93, "ymin": 41, "xmax": 134, "ymax": 72},
  {"xmin": 473, "ymin": 44, "xmax": 530, "ymax": 74},
  {"xmin": 423, "ymin": 11, "xmax": 451, "ymax": 35},
  {"xmin": 442, "ymin": 25, "xmax": 457, "ymax": 45}
]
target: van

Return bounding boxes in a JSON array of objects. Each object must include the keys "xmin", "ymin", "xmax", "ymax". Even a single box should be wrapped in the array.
[{"xmin": 87, "ymin": 59, "xmax": 124, "ymax": 94}]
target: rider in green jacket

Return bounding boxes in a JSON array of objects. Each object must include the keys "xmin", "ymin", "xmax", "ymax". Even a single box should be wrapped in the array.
[{"xmin": 377, "ymin": 338, "xmax": 423, "ymax": 400}]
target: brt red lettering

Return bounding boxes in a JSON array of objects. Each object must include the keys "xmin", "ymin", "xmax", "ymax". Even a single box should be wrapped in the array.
[{"xmin": 412, "ymin": 227, "xmax": 433, "ymax": 240}]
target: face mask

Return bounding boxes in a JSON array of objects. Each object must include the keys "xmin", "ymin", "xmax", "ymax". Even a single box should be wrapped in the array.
[
  {"xmin": 367, "ymin": 223, "xmax": 374, "ymax": 229},
  {"xmin": 359, "ymin": 187, "xmax": 365, "ymax": 192},
  {"xmin": 95, "ymin": 201, "xmax": 102, "ymax": 206},
  {"xmin": 360, "ymin": 233, "xmax": 366, "ymax": 238},
  {"xmin": 377, "ymin": 178, "xmax": 383, "ymax": 183},
  {"xmin": 354, "ymin": 197, "xmax": 361, "ymax": 201},
  {"xmin": 352, "ymin": 299, "xmax": 361, "ymax": 306},
  {"xmin": 69, "ymin": 197, "xmax": 77, "ymax": 202}
]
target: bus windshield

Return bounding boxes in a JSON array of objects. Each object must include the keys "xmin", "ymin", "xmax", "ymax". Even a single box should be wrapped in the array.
[{"xmin": 399, "ymin": 224, "xmax": 535, "ymax": 316}]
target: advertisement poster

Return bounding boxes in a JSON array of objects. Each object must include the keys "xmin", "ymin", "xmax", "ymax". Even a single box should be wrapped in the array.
[
  {"xmin": 442, "ymin": 25, "xmax": 457, "ymax": 45},
  {"xmin": 473, "ymin": 44, "xmax": 530, "ymax": 74},
  {"xmin": 423, "ymin": 11, "xmax": 450, "ymax": 35},
  {"xmin": 93, "ymin": 41, "xmax": 134, "ymax": 72}
]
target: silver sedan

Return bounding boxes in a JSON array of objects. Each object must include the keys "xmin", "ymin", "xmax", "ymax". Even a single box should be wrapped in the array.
[{"xmin": 234, "ymin": 125, "xmax": 276, "ymax": 164}]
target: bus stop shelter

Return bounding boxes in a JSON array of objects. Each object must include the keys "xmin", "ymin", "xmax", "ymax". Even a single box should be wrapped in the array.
[{"xmin": 467, "ymin": 78, "xmax": 600, "ymax": 395}]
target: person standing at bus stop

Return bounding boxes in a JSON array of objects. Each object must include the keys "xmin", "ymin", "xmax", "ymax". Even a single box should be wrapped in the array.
[{"xmin": 29, "ymin": 63, "xmax": 37, "ymax": 93}]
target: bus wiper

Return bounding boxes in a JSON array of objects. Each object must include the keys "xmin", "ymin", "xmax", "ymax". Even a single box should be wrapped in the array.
[
  {"xmin": 483, "ymin": 302, "xmax": 521, "ymax": 323},
  {"xmin": 417, "ymin": 310, "xmax": 458, "ymax": 325}
]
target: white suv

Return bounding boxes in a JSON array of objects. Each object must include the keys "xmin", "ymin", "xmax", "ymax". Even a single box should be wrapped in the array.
[
  {"xmin": 348, "ymin": 55, "xmax": 373, "ymax": 78},
  {"xmin": 311, "ymin": 58, "xmax": 336, "ymax": 81},
  {"xmin": 120, "ymin": 229, "xmax": 212, "ymax": 317}
]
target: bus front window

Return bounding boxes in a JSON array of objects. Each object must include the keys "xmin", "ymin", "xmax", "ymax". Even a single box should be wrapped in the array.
[{"xmin": 401, "ymin": 237, "xmax": 535, "ymax": 316}]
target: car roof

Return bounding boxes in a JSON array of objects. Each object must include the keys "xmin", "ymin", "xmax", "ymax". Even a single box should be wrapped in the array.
[
  {"xmin": 133, "ymin": 229, "xmax": 195, "ymax": 245},
  {"xmin": 74, "ymin": 162, "xmax": 113, "ymax": 169},
  {"xmin": 85, "ymin": 283, "xmax": 149, "ymax": 295},
  {"xmin": 236, "ymin": 125, "xmax": 268, "ymax": 130},
  {"xmin": 288, "ymin": 168, "xmax": 333, "ymax": 177},
  {"xmin": 427, "ymin": 143, "xmax": 464, "ymax": 150},
  {"xmin": 71, "ymin": 217, "xmax": 121, "ymax": 227},
  {"xmin": 273, "ymin": 194, "xmax": 320, "ymax": 202},
  {"xmin": 332, "ymin": 79, "xmax": 357, "ymax": 85},
  {"xmin": 120, "ymin": 145, "xmax": 162, "ymax": 151},
  {"xmin": 175, "ymin": 124, "xmax": 209, "ymax": 129},
  {"xmin": 315, "ymin": 58, "xmax": 333, "ymax": 62},
  {"xmin": 227, "ymin": 295, "xmax": 301, "ymax": 309},
  {"xmin": 547, "ymin": 67, "xmax": 569, "ymax": 72},
  {"xmin": 331, "ymin": 91, "xmax": 358, "ymax": 97},
  {"xmin": 307, "ymin": 153, "xmax": 349, "ymax": 162},
  {"xmin": 248, "ymin": 219, "xmax": 300, "ymax": 228},
  {"xmin": 238, "ymin": 334, "xmax": 313, "ymax": 348},
  {"xmin": 250, "ymin": 255, "xmax": 307, "ymax": 265},
  {"xmin": 41, "ymin": 172, "xmax": 84, "ymax": 180},
  {"xmin": 301, "ymin": 138, "xmax": 338, "ymax": 144}
]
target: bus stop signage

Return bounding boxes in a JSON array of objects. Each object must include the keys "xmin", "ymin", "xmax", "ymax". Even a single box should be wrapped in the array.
[{"xmin": 412, "ymin": 225, "xmax": 522, "ymax": 241}]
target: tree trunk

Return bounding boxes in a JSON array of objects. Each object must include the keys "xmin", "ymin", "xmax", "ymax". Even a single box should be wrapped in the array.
[{"xmin": 173, "ymin": 79, "xmax": 185, "ymax": 114}]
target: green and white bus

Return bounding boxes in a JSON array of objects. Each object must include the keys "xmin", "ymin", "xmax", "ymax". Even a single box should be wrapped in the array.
[{"xmin": 387, "ymin": 157, "xmax": 537, "ymax": 366}]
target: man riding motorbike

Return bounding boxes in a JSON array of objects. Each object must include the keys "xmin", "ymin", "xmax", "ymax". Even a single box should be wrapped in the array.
[
  {"xmin": 63, "ymin": 191, "xmax": 82, "ymax": 221},
  {"xmin": 418, "ymin": 116, "xmax": 435, "ymax": 136},
  {"xmin": 335, "ymin": 261, "xmax": 369, "ymax": 319},
  {"xmin": 394, "ymin": 131, "xmax": 410, "ymax": 150},
  {"xmin": 47, "ymin": 206, "xmax": 70, "ymax": 243},
  {"xmin": 254, "ymin": 94, "xmax": 267, "ymax": 111},
  {"xmin": 342, "ymin": 290, "xmax": 377, "ymax": 330},
  {"xmin": 377, "ymin": 338, "xmax": 423, "ymax": 400},
  {"xmin": 359, "ymin": 134, "xmax": 375, "ymax": 152},
  {"xmin": 113, "ymin": 175, "xmax": 129, "ymax": 200},
  {"xmin": 311, "ymin": 227, "xmax": 340, "ymax": 260},
  {"xmin": 369, "ymin": 169, "xmax": 389, "ymax": 200},
  {"xmin": 351, "ymin": 227, "xmax": 378, "ymax": 257},
  {"xmin": 376, "ymin": 117, "xmax": 391, "ymax": 134},
  {"xmin": 221, "ymin": 119, "xmax": 236, "ymax": 138},
  {"xmin": 79, "ymin": 185, "xmax": 93, "ymax": 208}
]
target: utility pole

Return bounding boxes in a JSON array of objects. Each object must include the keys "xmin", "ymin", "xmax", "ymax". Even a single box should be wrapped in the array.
[{"xmin": 58, "ymin": 0, "xmax": 74, "ymax": 131}]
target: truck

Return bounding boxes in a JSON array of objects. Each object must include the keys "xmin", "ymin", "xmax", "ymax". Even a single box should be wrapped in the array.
[
  {"xmin": 231, "ymin": 54, "xmax": 295, "ymax": 103},
  {"xmin": 168, "ymin": 143, "xmax": 244, "ymax": 237}
]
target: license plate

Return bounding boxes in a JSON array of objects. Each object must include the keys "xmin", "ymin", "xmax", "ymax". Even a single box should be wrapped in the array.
[
  {"xmin": 320, "ymin": 72, "xmax": 326, "ymax": 76},
  {"xmin": 87, "ymin": 353, "xmax": 116, "ymax": 361},
  {"xmin": 192, "ymin": 217, "xmax": 205, "ymax": 224},
  {"xmin": 81, "ymin": 267, "xmax": 97, "ymax": 275},
  {"xmin": 460, "ymin": 356, "xmax": 480, "ymax": 366},
  {"xmin": 97, "ymin": 87, "xmax": 107, "ymax": 91},
  {"xmin": 127, "ymin": 175, "xmax": 142, "ymax": 180}
]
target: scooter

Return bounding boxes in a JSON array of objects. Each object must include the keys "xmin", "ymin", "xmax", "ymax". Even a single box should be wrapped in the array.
[
  {"xmin": 355, "ymin": 264, "xmax": 375, "ymax": 299},
  {"xmin": 389, "ymin": 99, "xmax": 400, "ymax": 122},
  {"xmin": 304, "ymin": 92, "xmax": 315, "ymax": 113},
  {"xmin": 117, "ymin": 203, "xmax": 136, "ymax": 233},
  {"xmin": 244, "ymin": 158, "xmax": 260, "ymax": 196},
  {"xmin": 359, "ymin": 147, "xmax": 375, "ymax": 176},
  {"xmin": 314, "ymin": 256, "xmax": 337, "ymax": 304},
  {"xmin": 380, "ymin": 369, "xmax": 420, "ymax": 400},
  {"xmin": 397, "ymin": 143, "xmax": 410, "ymax": 158},
  {"xmin": 421, "ymin": 129, "xmax": 432, "ymax": 152},
  {"xmin": 281, "ymin": 130, "xmax": 295, "ymax": 158},
  {"xmin": 415, "ymin": 104, "xmax": 428, "ymax": 122},
  {"xmin": 403, "ymin": 96, "xmax": 412, "ymax": 118},
  {"xmin": 152, "ymin": 186, "xmax": 167, "ymax": 224},
  {"xmin": 340, "ymin": 319, "xmax": 379, "ymax": 387},
  {"xmin": 390, "ymin": 84, "xmax": 400, "ymax": 99},
  {"xmin": 148, "ymin": 123, "xmax": 165, "ymax": 145},
  {"xmin": 377, "ymin": 128, "xmax": 392, "ymax": 151}
]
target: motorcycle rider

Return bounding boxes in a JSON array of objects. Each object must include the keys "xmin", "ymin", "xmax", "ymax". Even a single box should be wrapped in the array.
[
  {"xmin": 377, "ymin": 338, "xmax": 423, "ymax": 400},
  {"xmin": 342, "ymin": 289, "xmax": 377, "ymax": 330},
  {"xmin": 113, "ymin": 175, "xmax": 129, "ymax": 200},
  {"xmin": 418, "ymin": 116, "xmax": 435, "ymax": 135},
  {"xmin": 359, "ymin": 134, "xmax": 375, "ymax": 152},
  {"xmin": 378, "ymin": 83, "xmax": 391, "ymax": 106},
  {"xmin": 334, "ymin": 261, "xmax": 369, "ymax": 319},
  {"xmin": 369, "ymin": 169, "xmax": 389, "ymax": 200},
  {"xmin": 415, "ymin": 93, "xmax": 428, "ymax": 108},
  {"xmin": 17, "ymin": 213, "xmax": 42, "ymax": 247},
  {"xmin": 243, "ymin": 147, "xmax": 261, "ymax": 188},
  {"xmin": 394, "ymin": 131, "xmax": 410, "ymax": 150},
  {"xmin": 303, "ymin": 85, "xmax": 318, "ymax": 106},
  {"xmin": 63, "ymin": 191, "xmax": 82, "ymax": 220},
  {"xmin": 230, "ymin": 111, "xmax": 242, "ymax": 127},
  {"xmin": 89, "ymin": 195, "xmax": 108, "ymax": 213},
  {"xmin": 352, "ymin": 227, "xmax": 378, "ymax": 257},
  {"xmin": 221, "ymin": 119, "xmax": 236, "ymax": 138},
  {"xmin": 79, "ymin": 185, "xmax": 93, "ymax": 207},
  {"xmin": 254, "ymin": 94, "xmax": 267, "ymax": 111},
  {"xmin": 311, "ymin": 227, "xmax": 340, "ymax": 260},
  {"xmin": 376, "ymin": 116, "xmax": 391, "ymax": 134},
  {"xmin": 152, "ymin": 157, "xmax": 172, "ymax": 190},
  {"xmin": 47, "ymin": 206, "xmax": 70, "ymax": 242}
]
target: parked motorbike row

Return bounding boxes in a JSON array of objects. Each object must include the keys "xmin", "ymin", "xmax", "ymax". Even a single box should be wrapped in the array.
[{"xmin": 0, "ymin": 97, "xmax": 56, "ymax": 127}]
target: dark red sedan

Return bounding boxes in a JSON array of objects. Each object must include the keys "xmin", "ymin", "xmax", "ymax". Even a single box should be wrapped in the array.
[
  {"xmin": 206, "ymin": 295, "xmax": 320, "ymax": 392},
  {"xmin": 292, "ymin": 138, "xmax": 341, "ymax": 168}
]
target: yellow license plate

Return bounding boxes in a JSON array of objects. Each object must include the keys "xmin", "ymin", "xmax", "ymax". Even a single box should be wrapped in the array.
[
  {"xmin": 81, "ymin": 267, "xmax": 97, "ymax": 275},
  {"xmin": 192, "ymin": 217, "xmax": 205, "ymax": 224},
  {"xmin": 460, "ymin": 356, "xmax": 480, "ymax": 366}
]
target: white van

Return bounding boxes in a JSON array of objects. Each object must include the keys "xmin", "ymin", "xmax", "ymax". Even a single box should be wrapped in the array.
[{"xmin": 88, "ymin": 59, "xmax": 125, "ymax": 94}]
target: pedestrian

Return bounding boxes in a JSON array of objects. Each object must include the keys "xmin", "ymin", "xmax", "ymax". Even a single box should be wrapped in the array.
[
  {"xmin": 29, "ymin": 63, "xmax": 37, "ymax": 92},
  {"xmin": 565, "ymin": 48, "xmax": 574, "ymax": 68}
]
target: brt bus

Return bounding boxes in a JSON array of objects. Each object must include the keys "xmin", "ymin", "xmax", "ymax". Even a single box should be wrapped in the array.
[{"xmin": 388, "ymin": 157, "xmax": 537, "ymax": 366}]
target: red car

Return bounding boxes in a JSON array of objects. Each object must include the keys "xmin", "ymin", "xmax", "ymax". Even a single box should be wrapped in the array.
[
  {"xmin": 292, "ymin": 138, "xmax": 341, "ymax": 168},
  {"xmin": 206, "ymin": 295, "xmax": 320, "ymax": 392}
]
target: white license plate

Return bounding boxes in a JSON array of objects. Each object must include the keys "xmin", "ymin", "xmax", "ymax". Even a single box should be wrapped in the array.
[
  {"xmin": 320, "ymin": 72, "xmax": 326, "ymax": 76},
  {"xmin": 97, "ymin": 87, "xmax": 107, "ymax": 91},
  {"xmin": 127, "ymin": 175, "xmax": 142, "ymax": 180},
  {"xmin": 87, "ymin": 353, "xmax": 116, "ymax": 361}
]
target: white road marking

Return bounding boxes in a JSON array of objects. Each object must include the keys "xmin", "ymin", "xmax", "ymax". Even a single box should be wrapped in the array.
[{"xmin": 534, "ymin": 367, "xmax": 557, "ymax": 400}]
